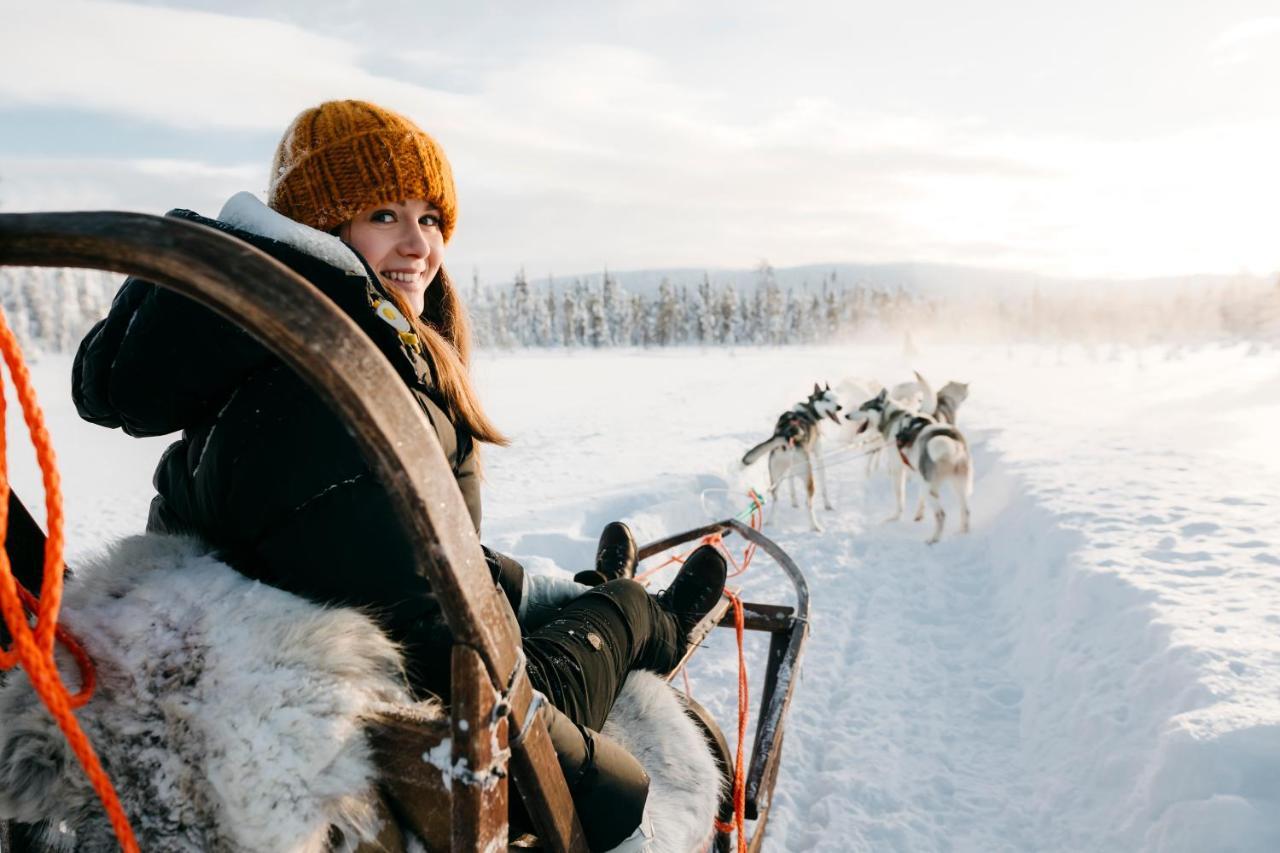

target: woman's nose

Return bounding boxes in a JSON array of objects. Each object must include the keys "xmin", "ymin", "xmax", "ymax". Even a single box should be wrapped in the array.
[{"xmin": 399, "ymin": 223, "xmax": 430, "ymax": 257}]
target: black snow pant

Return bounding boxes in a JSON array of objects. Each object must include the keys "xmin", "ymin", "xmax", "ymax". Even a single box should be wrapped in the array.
[
  {"xmin": 516, "ymin": 578, "xmax": 687, "ymax": 850},
  {"xmin": 523, "ymin": 577, "xmax": 685, "ymax": 730}
]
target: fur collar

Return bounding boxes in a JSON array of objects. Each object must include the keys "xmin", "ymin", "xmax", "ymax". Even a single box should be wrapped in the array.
[{"xmin": 217, "ymin": 191, "xmax": 365, "ymax": 278}]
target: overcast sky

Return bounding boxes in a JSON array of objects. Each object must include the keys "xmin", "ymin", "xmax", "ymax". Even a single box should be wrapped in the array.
[{"xmin": 2, "ymin": 0, "xmax": 1278, "ymax": 281}]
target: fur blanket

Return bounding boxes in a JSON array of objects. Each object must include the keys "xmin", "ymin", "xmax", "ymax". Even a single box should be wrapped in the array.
[{"xmin": 0, "ymin": 535, "xmax": 720, "ymax": 852}]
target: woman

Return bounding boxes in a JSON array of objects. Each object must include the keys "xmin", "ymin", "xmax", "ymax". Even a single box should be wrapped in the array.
[{"xmin": 72, "ymin": 99, "xmax": 725, "ymax": 850}]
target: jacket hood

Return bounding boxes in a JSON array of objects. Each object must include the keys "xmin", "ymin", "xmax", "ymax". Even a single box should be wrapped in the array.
[{"xmin": 216, "ymin": 192, "xmax": 365, "ymax": 278}]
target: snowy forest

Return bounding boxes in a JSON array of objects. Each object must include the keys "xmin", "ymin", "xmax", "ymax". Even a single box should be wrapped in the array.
[{"xmin": 2, "ymin": 263, "xmax": 1278, "ymax": 355}]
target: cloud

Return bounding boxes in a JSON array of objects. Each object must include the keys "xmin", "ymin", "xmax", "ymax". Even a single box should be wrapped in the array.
[
  {"xmin": 0, "ymin": 157, "xmax": 256, "ymax": 217},
  {"xmin": 1208, "ymin": 16, "xmax": 1280, "ymax": 67},
  {"xmin": 0, "ymin": 0, "xmax": 457, "ymax": 131},
  {"xmin": 2, "ymin": 3, "xmax": 1278, "ymax": 279}
]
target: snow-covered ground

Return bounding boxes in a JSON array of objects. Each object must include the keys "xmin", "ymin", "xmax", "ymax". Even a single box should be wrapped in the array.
[{"xmin": 6, "ymin": 341, "xmax": 1280, "ymax": 852}]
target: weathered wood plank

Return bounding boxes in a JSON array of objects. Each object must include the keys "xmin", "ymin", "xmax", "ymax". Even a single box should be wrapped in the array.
[
  {"xmin": 368, "ymin": 706, "xmax": 453, "ymax": 850},
  {"xmin": 508, "ymin": 677, "xmax": 588, "ymax": 853},
  {"xmin": 451, "ymin": 646, "xmax": 508, "ymax": 852}
]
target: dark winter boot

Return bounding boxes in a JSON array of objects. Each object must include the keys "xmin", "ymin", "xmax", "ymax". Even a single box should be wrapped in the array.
[
  {"xmin": 656, "ymin": 544, "xmax": 728, "ymax": 637},
  {"xmin": 574, "ymin": 521, "xmax": 638, "ymax": 586}
]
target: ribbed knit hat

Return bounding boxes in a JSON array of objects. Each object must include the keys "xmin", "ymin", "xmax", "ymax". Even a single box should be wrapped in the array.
[{"xmin": 268, "ymin": 100, "xmax": 457, "ymax": 241}]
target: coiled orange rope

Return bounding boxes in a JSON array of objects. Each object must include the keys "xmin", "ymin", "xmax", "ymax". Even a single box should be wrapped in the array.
[{"xmin": 0, "ymin": 309, "xmax": 139, "ymax": 852}]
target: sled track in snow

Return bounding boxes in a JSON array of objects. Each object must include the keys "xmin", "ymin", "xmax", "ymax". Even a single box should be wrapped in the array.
[
  {"xmin": 754, "ymin": 436, "xmax": 1052, "ymax": 851},
  {"xmin": 698, "ymin": 431, "xmax": 1273, "ymax": 852}
]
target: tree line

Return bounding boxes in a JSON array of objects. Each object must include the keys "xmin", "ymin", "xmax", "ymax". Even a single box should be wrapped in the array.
[{"xmin": 2, "ymin": 263, "xmax": 1277, "ymax": 355}]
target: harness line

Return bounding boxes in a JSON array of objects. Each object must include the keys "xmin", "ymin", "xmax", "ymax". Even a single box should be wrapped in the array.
[{"xmin": 0, "ymin": 310, "xmax": 139, "ymax": 852}]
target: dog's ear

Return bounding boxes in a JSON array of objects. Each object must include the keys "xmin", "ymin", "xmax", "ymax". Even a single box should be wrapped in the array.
[
  {"xmin": 825, "ymin": 382, "xmax": 831, "ymax": 391},
  {"xmin": 812, "ymin": 382, "xmax": 821, "ymax": 395},
  {"xmin": 875, "ymin": 389, "xmax": 887, "ymax": 402}
]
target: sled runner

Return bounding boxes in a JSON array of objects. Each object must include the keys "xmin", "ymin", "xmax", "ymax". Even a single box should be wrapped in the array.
[{"xmin": 0, "ymin": 211, "xmax": 809, "ymax": 852}]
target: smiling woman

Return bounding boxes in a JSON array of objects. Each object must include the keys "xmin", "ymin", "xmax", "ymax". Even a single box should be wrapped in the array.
[
  {"xmin": 52, "ymin": 98, "xmax": 730, "ymax": 851},
  {"xmin": 337, "ymin": 200, "xmax": 445, "ymax": 316}
]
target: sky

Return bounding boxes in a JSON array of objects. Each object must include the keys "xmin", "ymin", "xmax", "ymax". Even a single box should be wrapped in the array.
[{"xmin": 1, "ymin": 0, "xmax": 1278, "ymax": 282}]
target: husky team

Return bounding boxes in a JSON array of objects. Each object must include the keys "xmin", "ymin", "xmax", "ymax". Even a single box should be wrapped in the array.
[{"xmin": 742, "ymin": 371, "xmax": 973, "ymax": 544}]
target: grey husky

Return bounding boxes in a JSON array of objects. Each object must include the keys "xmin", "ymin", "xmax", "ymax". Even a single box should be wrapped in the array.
[
  {"xmin": 933, "ymin": 380, "xmax": 970, "ymax": 425},
  {"xmin": 742, "ymin": 384, "xmax": 843, "ymax": 532},
  {"xmin": 845, "ymin": 373, "xmax": 973, "ymax": 541},
  {"xmin": 894, "ymin": 411, "xmax": 973, "ymax": 544}
]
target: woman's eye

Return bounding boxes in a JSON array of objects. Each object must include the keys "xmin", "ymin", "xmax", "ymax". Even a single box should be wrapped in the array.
[
  {"xmin": 370, "ymin": 210, "xmax": 396, "ymax": 223},
  {"xmin": 419, "ymin": 213, "xmax": 441, "ymax": 227}
]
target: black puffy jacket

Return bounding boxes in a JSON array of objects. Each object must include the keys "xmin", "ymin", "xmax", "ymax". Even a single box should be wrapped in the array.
[{"xmin": 72, "ymin": 206, "xmax": 522, "ymax": 700}]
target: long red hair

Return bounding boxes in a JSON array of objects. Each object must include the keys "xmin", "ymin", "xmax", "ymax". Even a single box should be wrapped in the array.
[{"xmin": 384, "ymin": 266, "xmax": 508, "ymax": 447}]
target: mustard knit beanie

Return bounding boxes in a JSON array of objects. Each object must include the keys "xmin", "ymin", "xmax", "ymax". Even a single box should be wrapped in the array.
[{"xmin": 268, "ymin": 100, "xmax": 458, "ymax": 241}]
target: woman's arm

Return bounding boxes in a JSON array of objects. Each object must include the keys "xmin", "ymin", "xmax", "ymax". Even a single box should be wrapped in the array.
[{"xmin": 73, "ymin": 278, "xmax": 274, "ymax": 437}]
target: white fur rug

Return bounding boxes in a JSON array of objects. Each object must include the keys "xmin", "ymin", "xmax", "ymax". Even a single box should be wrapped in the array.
[{"xmin": 0, "ymin": 534, "xmax": 720, "ymax": 852}]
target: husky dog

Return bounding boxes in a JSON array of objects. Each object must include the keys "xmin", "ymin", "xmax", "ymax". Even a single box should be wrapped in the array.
[
  {"xmin": 900, "ymin": 375, "xmax": 970, "ymax": 520},
  {"xmin": 895, "ymin": 413, "xmax": 973, "ymax": 544},
  {"xmin": 742, "ymin": 383, "xmax": 843, "ymax": 532},
  {"xmin": 845, "ymin": 387, "xmax": 918, "ymax": 521},
  {"xmin": 855, "ymin": 371, "xmax": 972, "ymax": 532},
  {"xmin": 933, "ymin": 380, "xmax": 970, "ymax": 425}
]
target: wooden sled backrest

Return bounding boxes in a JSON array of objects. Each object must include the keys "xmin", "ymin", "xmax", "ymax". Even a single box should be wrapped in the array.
[{"xmin": 0, "ymin": 212, "xmax": 586, "ymax": 852}]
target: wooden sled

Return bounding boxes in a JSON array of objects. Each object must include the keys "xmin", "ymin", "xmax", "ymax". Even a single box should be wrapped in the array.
[{"xmin": 0, "ymin": 211, "xmax": 809, "ymax": 852}]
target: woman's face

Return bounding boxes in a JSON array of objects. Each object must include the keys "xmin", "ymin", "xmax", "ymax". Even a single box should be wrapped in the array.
[{"xmin": 339, "ymin": 199, "xmax": 444, "ymax": 316}]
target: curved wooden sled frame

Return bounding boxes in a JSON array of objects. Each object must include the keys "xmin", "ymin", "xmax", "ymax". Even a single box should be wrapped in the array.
[{"xmin": 0, "ymin": 211, "xmax": 809, "ymax": 853}]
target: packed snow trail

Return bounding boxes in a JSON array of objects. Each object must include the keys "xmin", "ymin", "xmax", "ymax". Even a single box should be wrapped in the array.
[{"xmin": 9, "ymin": 343, "xmax": 1280, "ymax": 852}]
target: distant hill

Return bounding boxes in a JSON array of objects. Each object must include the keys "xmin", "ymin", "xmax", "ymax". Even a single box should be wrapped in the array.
[{"xmin": 486, "ymin": 262, "xmax": 1275, "ymax": 299}]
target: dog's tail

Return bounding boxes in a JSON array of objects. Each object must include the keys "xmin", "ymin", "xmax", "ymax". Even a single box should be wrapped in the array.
[
  {"xmin": 743, "ymin": 436, "xmax": 787, "ymax": 466},
  {"xmin": 927, "ymin": 435, "xmax": 973, "ymax": 494}
]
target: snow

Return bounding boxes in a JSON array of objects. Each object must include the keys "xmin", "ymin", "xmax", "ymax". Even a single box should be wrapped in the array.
[{"xmin": 5, "ymin": 341, "xmax": 1280, "ymax": 852}]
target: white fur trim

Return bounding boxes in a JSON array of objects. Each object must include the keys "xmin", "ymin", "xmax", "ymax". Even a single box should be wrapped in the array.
[
  {"xmin": 0, "ymin": 534, "xmax": 721, "ymax": 851},
  {"xmin": 603, "ymin": 673, "xmax": 723, "ymax": 853},
  {"xmin": 218, "ymin": 191, "xmax": 365, "ymax": 277},
  {"xmin": 0, "ymin": 534, "xmax": 419, "ymax": 852}
]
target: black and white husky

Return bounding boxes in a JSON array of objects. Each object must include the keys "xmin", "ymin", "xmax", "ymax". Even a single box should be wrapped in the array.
[
  {"xmin": 845, "ymin": 369, "xmax": 972, "ymax": 540},
  {"xmin": 845, "ymin": 386, "xmax": 918, "ymax": 521},
  {"xmin": 742, "ymin": 384, "xmax": 844, "ymax": 532},
  {"xmin": 894, "ymin": 412, "xmax": 973, "ymax": 544}
]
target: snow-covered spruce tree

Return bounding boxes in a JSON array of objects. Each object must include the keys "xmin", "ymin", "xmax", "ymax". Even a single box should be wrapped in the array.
[
  {"xmin": 466, "ymin": 270, "xmax": 492, "ymax": 348},
  {"xmin": 0, "ymin": 268, "xmax": 35, "ymax": 353},
  {"xmin": 757, "ymin": 261, "xmax": 785, "ymax": 345},
  {"xmin": 531, "ymin": 281, "xmax": 554, "ymax": 346},
  {"xmin": 655, "ymin": 278, "xmax": 680, "ymax": 346},
  {"xmin": 511, "ymin": 268, "xmax": 533, "ymax": 346},
  {"xmin": 493, "ymin": 289, "xmax": 514, "ymax": 348},
  {"xmin": 561, "ymin": 286, "xmax": 579, "ymax": 347},
  {"xmin": 717, "ymin": 284, "xmax": 739, "ymax": 345},
  {"xmin": 696, "ymin": 274, "xmax": 717, "ymax": 345},
  {"xmin": 629, "ymin": 293, "xmax": 646, "ymax": 347},
  {"xmin": 824, "ymin": 288, "xmax": 840, "ymax": 338},
  {"xmin": 586, "ymin": 285, "xmax": 608, "ymax": 348},
  {"xmin": 602, "ymin": 268, "xmax": 629, "ymax": 346}
]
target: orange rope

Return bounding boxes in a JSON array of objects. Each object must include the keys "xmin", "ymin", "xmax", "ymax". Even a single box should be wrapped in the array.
[
  {"xmin": 0, "ymin": 310, "xmax": 138, "ymax": 852},
  {"xmin": 712, "ymin": 588, "xmax": 748, "ymax": 853},
  {"xmin": 632, "ymin": 492, "xmax": 764, "ymax": 850}
]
